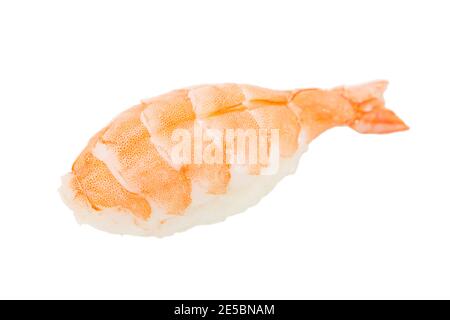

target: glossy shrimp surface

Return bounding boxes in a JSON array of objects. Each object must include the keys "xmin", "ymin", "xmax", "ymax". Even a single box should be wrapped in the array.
[{"xmin": 62, "ymin": 81, "xmax": 408, "ymax": 234}]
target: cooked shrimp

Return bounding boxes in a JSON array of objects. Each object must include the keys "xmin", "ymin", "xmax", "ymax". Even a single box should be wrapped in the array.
[{"xmin": 60, "ymin": 81, "xmax": 408, "ymax": 237}]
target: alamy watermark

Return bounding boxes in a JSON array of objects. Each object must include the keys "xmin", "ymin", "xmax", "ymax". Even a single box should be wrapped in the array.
[{"xmin": 169, "ymin": 124, "xmax": 280, "ymax": 174}]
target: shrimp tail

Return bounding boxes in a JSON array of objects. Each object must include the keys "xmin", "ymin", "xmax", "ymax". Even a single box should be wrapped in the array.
[{"xmin": 342, "ymin": 81, "xmax": 409, "ymax": 134}]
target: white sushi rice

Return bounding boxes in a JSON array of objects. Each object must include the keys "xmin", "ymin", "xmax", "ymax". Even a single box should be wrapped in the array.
[{"xmin": 59, "ymin": 132, "xmax": 308, "ymax": 237}]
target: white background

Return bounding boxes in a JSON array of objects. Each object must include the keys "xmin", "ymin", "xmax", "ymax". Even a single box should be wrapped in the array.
[{"xmin": 0, "ymin": 0, "xmax": 449, "ymax": 300}]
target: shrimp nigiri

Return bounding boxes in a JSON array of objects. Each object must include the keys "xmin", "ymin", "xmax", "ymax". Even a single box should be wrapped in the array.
[{"xmin": 60, "ymin": 81, "xmax": 408, "ymax": 237}]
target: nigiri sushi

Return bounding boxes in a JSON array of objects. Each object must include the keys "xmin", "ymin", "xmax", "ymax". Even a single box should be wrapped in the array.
[{"xmin": 60, "ymin": 81, "xmax": 408, "ymax": 237}]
